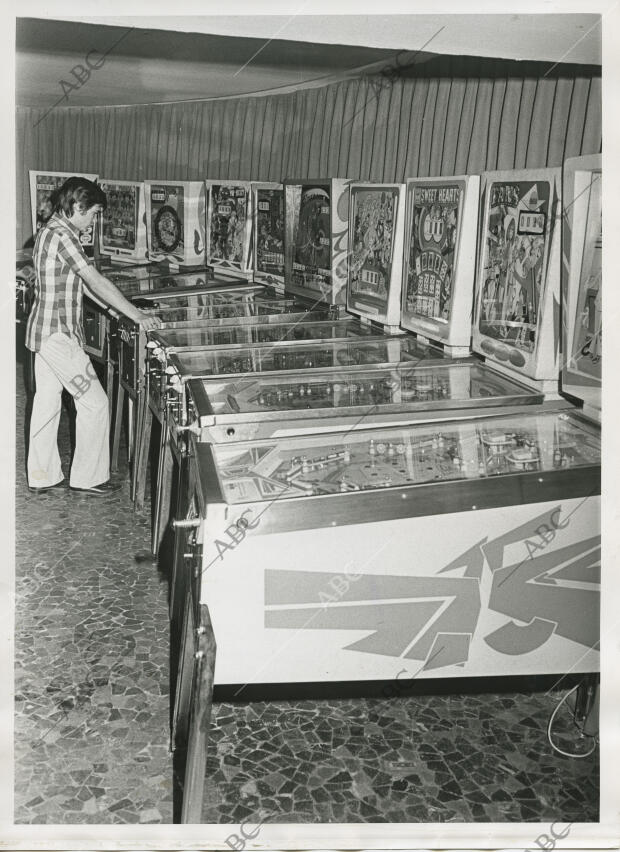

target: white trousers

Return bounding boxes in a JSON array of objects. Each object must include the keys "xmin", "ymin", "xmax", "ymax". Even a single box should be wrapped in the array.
[{"xmin": 28, "ymin": 333, "xmax": 110, "ymax": 489}]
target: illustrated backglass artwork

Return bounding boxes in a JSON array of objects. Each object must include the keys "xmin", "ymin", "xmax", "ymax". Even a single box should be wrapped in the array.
[
  {"xmin": 569, "ymin": 180, "xmax": 602, "ymax": 381},
  {"xmin": 478, "ymin": 180, "xmax": 551, "ymax": 353},
  {"xmin": 149, "ymin": 184, "xmax": 185, "ymax": 254},
  {"xmin": 206, "ymin": 181, "xmax": 253, "ymax": 276},
  {"xmin": 103, "ymin": 184, "xmax": 138, "ymax": 250},
  {"xmin": 400, "ymin": 176, "xmax": 479, "ymax": 355},
  {"xmin": 349, "ymin": 187, "xmax": 396, "ymax": 311},
  {"xmin": 404, "ymin": 183, "xmax": 462, "ymax": 323},
  {"xmin": 99, "ymin": 180, "xmax": 148, "ymax": 262},
  {"xmin": 29, "ymin": 170, "xmax": 98, "ymax": 249},
  {"xmin": 286, "ymin": 182, "xmax": 332, "ymax": 301},
  {"xmin": 254, "ymin": 184, "xmax": 285, "ymax": 285},
  {"xmin": 346, "ymin": 183, "xmax": 406, "ymax": 332},
  {"xmin": 291, "ymin": 183, "xmax": 331, "ymax": 292},
  {"xmin": 561, "ymin": 155, "xmax": 602, "ymax": 417},
  {"xmin": 473, "ymin": 169, "xmax": 561, "ymax": 388},
  {"xmin": 284, "ymin": 178, "xmax": 351, "ymax": 305},
  {"xmin": 145, "ymin": 180, "xmax": 206, "ymax": 266}
]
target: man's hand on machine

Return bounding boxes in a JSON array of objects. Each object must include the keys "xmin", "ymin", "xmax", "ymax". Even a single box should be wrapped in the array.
[{"xmin": 137, "ymin": 311, "xmax": 163, "ymax": 331}]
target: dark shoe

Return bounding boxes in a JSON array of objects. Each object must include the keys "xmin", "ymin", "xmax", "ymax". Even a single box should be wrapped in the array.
[
  {"xmin": 70, "ymin": 480, "xmax": 122, "ymax": 497},
  {"xmin": 28, "ymin": 480, "xmax": 65, "ymax": 494}
]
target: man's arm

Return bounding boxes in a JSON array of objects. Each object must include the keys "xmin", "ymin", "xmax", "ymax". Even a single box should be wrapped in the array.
[{"xmin": 79, "ymin": 266, "xmax": 162, "ymax": 331}]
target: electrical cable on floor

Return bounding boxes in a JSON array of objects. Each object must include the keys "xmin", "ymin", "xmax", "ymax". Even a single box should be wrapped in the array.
[{"xmin": 547, "ymin": 684, "xmax": 598, "ymax": 759}]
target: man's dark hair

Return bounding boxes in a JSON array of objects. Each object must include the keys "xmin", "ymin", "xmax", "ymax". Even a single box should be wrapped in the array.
[{"xmin": 52, "ymin": 177, "xmax": 107, "ymax": 217}]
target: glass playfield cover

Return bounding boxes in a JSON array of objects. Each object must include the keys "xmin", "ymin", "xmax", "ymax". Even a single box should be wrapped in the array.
[{"xmin": 212, "ymin": 408, "xmax": 600, "ymax": 502}]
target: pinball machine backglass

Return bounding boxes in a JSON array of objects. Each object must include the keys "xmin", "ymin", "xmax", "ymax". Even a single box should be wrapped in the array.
[
  {"xmin": 561, "ymin": 154, "xmax": 602, "ymax": 420},
  {"xmin": 346, "ymin": 182, "xmax": 406, "ymax": 334},
  {"xmin": 144, "ymin": 180, "xmax": 206, "ymax": 267},
  {"xmin": 472, "ymin": 168, "xmax": 562, "ymax": 393},
  {"xmin": 284, "ymin": 178, "xmax": 351, "ymax": 307},
  {"xmin": 400, "ymin": 175, "xmax": 480, "ymax": 356},
  {"xmin": 205, "ymin": 180, "xmax": 253, "ymax": 279}
]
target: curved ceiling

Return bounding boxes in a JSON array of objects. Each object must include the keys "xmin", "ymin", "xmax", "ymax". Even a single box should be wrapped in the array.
[{"xmin": 16, "ymin": 13, "xmax": 602, "ymax": 109}]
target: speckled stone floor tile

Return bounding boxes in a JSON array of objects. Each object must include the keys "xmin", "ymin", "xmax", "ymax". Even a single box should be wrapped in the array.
[
  {"xmin": 198, "ymin": 692, "xmax": 598, "ymax": 824},
  {"xmin": 15, "ymin": 363, "xmax": 172, "ymax": 824},
  {"xmin": 15, "ymin": 359, "xmax": 598, "ymax": 825}
]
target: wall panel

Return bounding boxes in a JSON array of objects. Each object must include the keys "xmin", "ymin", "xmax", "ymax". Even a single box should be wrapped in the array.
[{"xmin": 16, "ymin": 64, "xmax": 601, "ymax": 247}]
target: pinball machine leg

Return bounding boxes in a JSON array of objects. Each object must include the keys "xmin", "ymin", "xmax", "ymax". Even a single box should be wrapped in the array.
[
  {"xmin": 106, "ymin": 356, "xmax": 114, "ymax": 423},
  {"xmin": 127, "ymin": 396, "xmax": 134, "ymax": 467},
  {"xmin": 133, "ymin": 392, "xmax": 151, "ymax": 510},
  {"xmin": 151, "ymin": 417, "xmax": 171, "ymax": 557},
  {"xmin": 111, "ymin": 382, "xmax": 125, "ymax": 474},
  {"xmin": 180, "ymin": 604, "xmax": 216, "ymax": 824}
]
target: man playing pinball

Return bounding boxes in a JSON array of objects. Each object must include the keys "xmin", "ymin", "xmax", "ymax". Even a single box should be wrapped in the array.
[{"xmin": 26, "ymin": 176, "xmax": 162, "ymax": 496}]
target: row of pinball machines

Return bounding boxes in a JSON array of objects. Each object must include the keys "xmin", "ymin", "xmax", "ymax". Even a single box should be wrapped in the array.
[
  {"xmin": 21, "ymin": 158, "xmax": 602, "ymax": 822},
  {"xmin": 137, "ymin": 160, "xmax": 601, "ymax": 821},
  {"xmin": 23, "ymin": 171, "xmax": 346, "ymax": 497}
]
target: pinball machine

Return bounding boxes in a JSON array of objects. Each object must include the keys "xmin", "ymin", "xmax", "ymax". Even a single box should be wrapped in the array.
[
  {"xmin": 165, "ymin": 166, "xmax": 601, "ymax": 823},
  {"xmin": 172, "ymin": 403, "xmax": 600, "ymax": 820}
]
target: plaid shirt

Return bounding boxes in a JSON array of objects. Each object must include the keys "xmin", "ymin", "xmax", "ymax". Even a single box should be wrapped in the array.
[{"xmin": 25, "ymin": 215, "xmax": 93, "ymax": 352}]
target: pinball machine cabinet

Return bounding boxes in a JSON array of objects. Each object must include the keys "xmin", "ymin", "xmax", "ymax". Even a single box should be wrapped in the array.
[
  {"xmin": 185, "ymin": 406, "xmax": 600, "ymax": 685},
  {"xmin": 171, "ymin": 406, "xmax": 600, "ymax": 817}
]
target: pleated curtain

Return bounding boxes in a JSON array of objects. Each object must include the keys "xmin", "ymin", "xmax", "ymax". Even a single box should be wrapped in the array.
[{"xmin": 16, "ymin": 67, "xmax": 601, "ymax": 247}]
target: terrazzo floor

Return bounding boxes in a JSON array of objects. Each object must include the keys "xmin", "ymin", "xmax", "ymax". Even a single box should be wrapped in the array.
[{"xmin": 14, "ymin": 360, "xmax": 599, "ymax": 825}]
